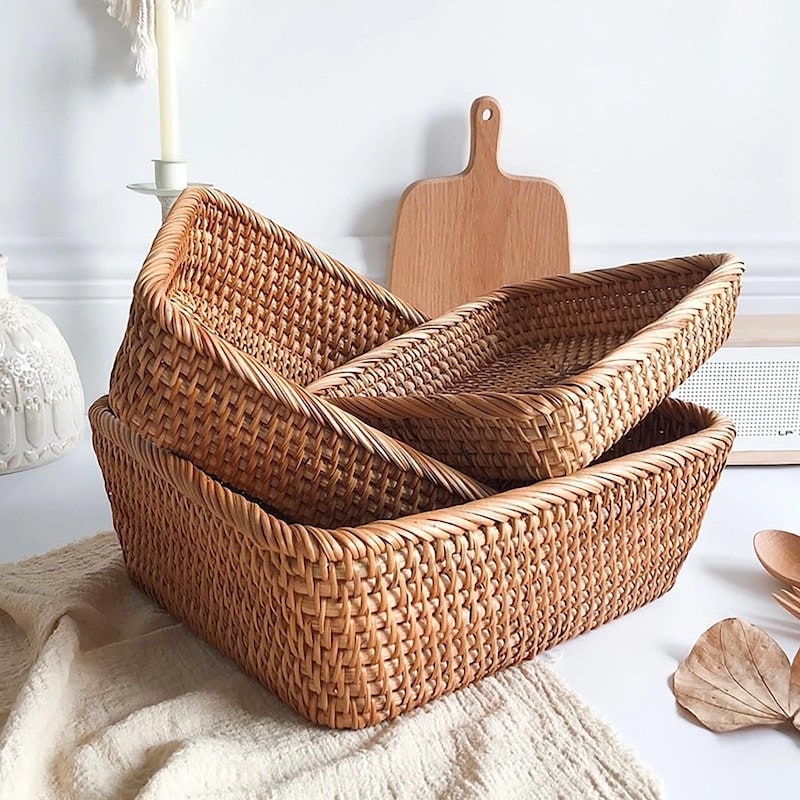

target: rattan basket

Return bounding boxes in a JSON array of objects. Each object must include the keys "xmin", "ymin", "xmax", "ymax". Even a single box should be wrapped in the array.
[
  {"xmin": 90, "ymin": 395, "xmax": 734, "ymax": 730},
  {"xmin": 310, "ymin": 254, "xmax": 744, "ymax": 484},
  {"xmin": 108, "ymin": 188, "xmax": 489, "ymax": 528}
]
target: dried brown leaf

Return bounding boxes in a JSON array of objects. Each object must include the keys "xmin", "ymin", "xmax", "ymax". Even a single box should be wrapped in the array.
[
  {"xmin": 791, "ymin": 646, "xmax": 800, "ymax": 731},
  {"xmin": 673, "ymin": 618, "xmax": 791, "ymax": 732}
]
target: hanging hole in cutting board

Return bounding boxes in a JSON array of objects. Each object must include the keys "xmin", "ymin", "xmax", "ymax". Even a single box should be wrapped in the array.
[{"xmin": 482, "ymin": 108, "xmax": 492, "ymax": 121}]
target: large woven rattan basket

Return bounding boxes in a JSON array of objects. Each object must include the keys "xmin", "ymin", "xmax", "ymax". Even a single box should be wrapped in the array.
[
  {"xmin": 91, "ymin": 395, "xmax": 734, "ymax": 730},
  {"xmin": 310, "ymin": 254, "xmax": 743, "ymax": 484},
  {"xmin": 108, "ymin": 188, "xmax": 489, "ymax": 528}
]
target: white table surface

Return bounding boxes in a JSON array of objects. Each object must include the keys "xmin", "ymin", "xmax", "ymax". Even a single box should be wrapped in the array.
[{"xmin": 2, "ymin": 434, "xmax": 798, "ymax": 799}]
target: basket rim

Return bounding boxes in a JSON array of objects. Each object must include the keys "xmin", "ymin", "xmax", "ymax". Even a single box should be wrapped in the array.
[
  {"xmin": 155, "ymin": 186, "xmax": 427, "ymax": 327},
  {"xmin": 128, "ymin": 186, "xmax": 490, "ymax": 503},
  {"xmin": 309, "ymin": 253, "xmax": 745, "ymax": 419},
  {"xmin": 90, "ymin": 395, "xmax": 735, "ymax": 562}
]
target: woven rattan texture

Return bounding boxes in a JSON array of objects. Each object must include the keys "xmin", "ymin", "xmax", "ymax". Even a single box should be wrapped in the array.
[
  {"xmin": 90, "ymin": 396, "xmax": 734, "ymax": 730},
  {"xmin": 167, "ymin": 199, "xmax": 423, "ymax": 387},
  {"xmin": 311, "ymin": 254, "xmax": 744, "ymax": 484},
  {"xmin": 108, "ymin": 188, "xmax": 490, "ymax": 528}
]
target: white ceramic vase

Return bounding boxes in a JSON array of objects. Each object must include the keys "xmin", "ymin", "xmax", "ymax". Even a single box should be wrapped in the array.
[{"xmin": 0, "ymin": 255, "xmax": 84, "ymax": 474}]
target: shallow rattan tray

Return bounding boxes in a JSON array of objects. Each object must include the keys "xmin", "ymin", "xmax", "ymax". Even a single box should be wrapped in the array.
[
  {"xmin": 90, "ymin": 395, "xmax": 735, "ymax": 729},
  {"xmin": 310, "ymin": 254, "xmax": 743, "ymax": 484},
  {"xmin": 108, "ymin": 187, "xmax": 489, "ymax": 528}
]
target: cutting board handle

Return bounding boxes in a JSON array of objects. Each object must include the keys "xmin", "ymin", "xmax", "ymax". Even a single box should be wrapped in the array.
[{"xmin": 466, "ymin": 96, "xmax": 502, "ymax": 175}]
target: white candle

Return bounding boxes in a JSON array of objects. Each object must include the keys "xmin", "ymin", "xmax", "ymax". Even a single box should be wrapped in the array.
[{"xmin": 155, "ymin": 0, "xmax": 180, "ymax": 162}]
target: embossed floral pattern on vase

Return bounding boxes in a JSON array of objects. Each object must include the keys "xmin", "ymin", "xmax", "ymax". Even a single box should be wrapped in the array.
[{"xmin": 0, "ymin": 257, "xmax": 84, "ymax": 474}]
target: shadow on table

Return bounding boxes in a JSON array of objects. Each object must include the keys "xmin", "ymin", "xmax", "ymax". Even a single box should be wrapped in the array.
[{"xmin": 703, "ymin": 560, "xmax": 778, "ymax": 599}]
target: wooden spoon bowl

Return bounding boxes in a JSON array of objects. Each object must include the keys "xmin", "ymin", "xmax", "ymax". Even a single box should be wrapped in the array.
[{"xmin": 753, "ymin": 529, "xmax": 800, "ymax": 586}]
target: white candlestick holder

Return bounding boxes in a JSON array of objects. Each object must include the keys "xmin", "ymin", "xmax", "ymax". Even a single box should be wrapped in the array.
[{"xmin": 128, "ymin": 160, "xmax": 210, "ymax": 222}]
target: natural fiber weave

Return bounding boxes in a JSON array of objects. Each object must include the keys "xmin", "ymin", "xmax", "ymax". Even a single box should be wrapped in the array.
[
  {"xmin": 90, "ymin": 395, "xmax": 734, "ymax": 730},
  {"xmin": 311, "ymin": 254, "xmax": 743, "ymax": 483},
  {"xmin": 108, "ymin": 187, "xmax": 489, "ymax": 528}
]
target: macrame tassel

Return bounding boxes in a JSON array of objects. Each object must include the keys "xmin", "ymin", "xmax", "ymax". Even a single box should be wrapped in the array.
[
  {"xmin": 134, "ymin": 1, "xmax": 157, "ymax": 79},
  {"xmin": 103, "ymin": 0, "xmax": 199, "ymax": 79},
  {"xmin": 172, "ymin": 0, "xmax": 197, "ymax": 19},
  {"xmin": 105, "ymin": 0, "xmax": 132, "ymax": 26}
]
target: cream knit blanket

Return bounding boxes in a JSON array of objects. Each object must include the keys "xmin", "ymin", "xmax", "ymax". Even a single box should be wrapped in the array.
[{"xmin": 0, "ymin": 533, "xmax": 662, "ymax": 799}]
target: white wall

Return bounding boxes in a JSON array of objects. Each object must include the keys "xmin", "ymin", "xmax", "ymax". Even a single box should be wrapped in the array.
[{"xmin": 2, "ymin": 0, "xmax": 799, "ymax": 400}]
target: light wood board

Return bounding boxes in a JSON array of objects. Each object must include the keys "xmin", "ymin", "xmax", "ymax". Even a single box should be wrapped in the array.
[
  {"xmin": 727, "ymin": 314, "xmax": 800, "ymax": 346},
  {"xmin": 728, "ymin": 450, "xmax": 800, "ymax": 465},
  {"xmin": 389, "ymin": 96, "xmax": 570, "ymax": 318}
]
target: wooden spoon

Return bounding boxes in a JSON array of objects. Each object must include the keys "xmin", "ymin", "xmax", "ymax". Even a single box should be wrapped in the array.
[{"xmin": 753, "ymin": 529, "xmax": 800, "ymax": 586}]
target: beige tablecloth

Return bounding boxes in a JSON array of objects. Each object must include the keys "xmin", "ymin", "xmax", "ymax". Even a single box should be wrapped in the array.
[{"xmin": 0, "ymin": 533, "xmax": 662, "ymax": 799}]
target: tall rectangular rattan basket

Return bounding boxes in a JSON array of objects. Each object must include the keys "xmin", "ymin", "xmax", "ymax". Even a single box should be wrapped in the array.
[
  {"xmin": 108, "ymin": 187, "xmax": 490, "ymax": 529},
  {"xmin": 91, "ymin": 396, "xmax": 734, "ymax": 729}
]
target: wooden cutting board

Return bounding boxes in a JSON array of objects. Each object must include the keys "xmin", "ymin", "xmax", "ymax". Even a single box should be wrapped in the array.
[{"xmin": 388, "ymin": 96, "xmax": 571, "ymax": 318}]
